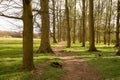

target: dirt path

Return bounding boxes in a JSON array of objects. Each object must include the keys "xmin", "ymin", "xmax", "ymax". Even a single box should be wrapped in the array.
[{"xmin": 53, "ymin": 42, "xmax": 102, "ymax": 80}]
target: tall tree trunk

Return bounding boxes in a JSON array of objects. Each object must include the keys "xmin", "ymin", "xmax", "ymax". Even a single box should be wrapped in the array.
[
  {"xmin": 22, "ymin": 0, "xmax": 34, "ymax": 70},
  {"xmin": 62, "ymin": 20, "xmax": 66, "ymax": 41},
  {"xmin": 117, "ymin": 44, "xmax": 120, "ymax": 56},
  {"xmin": 56, "ymin": 1, "xmax": 60, "ymax": 42},
  {"xmin": 116, "ymin": 0, "xmax": 120, "ymax": 56},
  {"xmin": 73, "ymin": 0, "xmax": 76, "ymax": 44},
  {"xmin": 82, "ymin": 0, "xmax": 86, "ymax": 47},
  {"xmin": 78, "ymin": 17, "xmax": 82, "ymax": 43},
  {"xmin": 59, "ymin": 1, "xmax": 62, "ymax": 42},
  {"xmin": 99, "ymin": 0, "xmax": 104, "ymax": 43},
  {"xmin": 104, "ymin": 7, "xmax": 108, "ymax": 45},
  {"xmin": 52, "ymin": 0, "xmax": 57, "ymax": 43},
  {"xmin": 37, "ymin": 0, "xmax": 53, "ymax": 53},
  {"xmin": 59, "ymin": 11, "xmax": 62, "ymax": 42},
  {"xmin": 115, "ymin": 0, "xmax": 120, "ymax": 47},
  {"xmin": 88, "ymin": 0, "xmax": 97, "ymax": 51},
  {"xmin": 96, "ymin": 0, "xmax": 100, "ymax": 44},
  {"xmin": 108, "ymin": 0, "xmax": 112, "ymax": 45},
  {"xmin": 65, "ymin": 0, "xmax": 71, "ymax": 48}
]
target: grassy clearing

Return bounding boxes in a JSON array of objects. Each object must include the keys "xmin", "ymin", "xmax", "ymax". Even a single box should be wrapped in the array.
[
  {"xmin": 0, "ymin": 38, "xmax": 64, "ymax": 80},
  {"xmin": 63, "ymin": 42, "xmax": 120, "ymax": 80}
]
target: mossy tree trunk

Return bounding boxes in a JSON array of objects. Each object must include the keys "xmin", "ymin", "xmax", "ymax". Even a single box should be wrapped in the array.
[
  {"xmin": 22, "ymin": 0, "xmax": 34, "ymax": 70},
  {"xmin": 37, "ymin": 0, "xmax": 54, "ymax": 53},
  {"xmin": 88, "ymin": 0, "xmax": 97, "ymax": 51}
]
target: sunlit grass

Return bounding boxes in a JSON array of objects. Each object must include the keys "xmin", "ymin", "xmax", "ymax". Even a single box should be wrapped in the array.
[
  {"xmin": 41, "ymin": 66, "xmax": 64, "ymax": 80},
  {"xmin": 1, "ymin": 38, "xmax": 119, "ymax": 80},
  {"xmin": 0, "ymin": 38, "xmax": 62, "ymax": 80}
]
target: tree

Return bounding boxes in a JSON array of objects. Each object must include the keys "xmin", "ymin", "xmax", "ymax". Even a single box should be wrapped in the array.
[
  {"xmin": 104, "ymin": 2, "xmax": 109, "ymax": 44},
  {"xmin": 37, "ymin": 0, "xmax": 54, "ymax": 53},
  {"xmin": 115, "ymin": 0, "xmax": 120, "ymax": 47},
  {"xmin": 73, "ymin": 0, "xmax": 76, "ymax": 44},
  {"xmin": 88, "ymin": 0, "xmax": 97, "ymax": 51},
  {"xmin": 52, "ymin": 0, "xmax": 57, "ymax": 43},
  {"xmin": 82, "ymin": 0, "xmax": 86, "ymax": 47},
  {"xmin": 116, "ymin": 0, "xmax": 120, "ymax": 56},
  {"xmin": 65, "ymin": 0, "xmax": 71, "ymax": 48},
  {"xmin": 107, "ymin": 0, "xmax": 112, "ymax": 45},
  {"xmin": 95, "ymin": 0, "xmax": 101, "ymax": 43},
  {"xmin": 56, "ymin": 0, "xmax": 62, "ymax": 42},
  {"xmin": 22, "ymin": 0, "xmax": 34, "ymax": 70},
  {"xmin": 58, "ymin": 1, "xmax": 62, "ymax": 42}
]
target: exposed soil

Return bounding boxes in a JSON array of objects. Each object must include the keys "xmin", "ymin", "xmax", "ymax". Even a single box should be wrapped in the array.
[
  {"xmin": 53, "ymin": 42, "xmax": 102, "ymax": 80},
  {"xmin": 35, "ymin": 42, "xmax": 102, "ymax": 80}
]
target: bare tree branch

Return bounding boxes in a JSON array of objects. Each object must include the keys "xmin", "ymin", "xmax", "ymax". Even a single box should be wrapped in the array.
[{"xmin": 0, "ymin": 13, "xmax": 22, "ymax": 20}]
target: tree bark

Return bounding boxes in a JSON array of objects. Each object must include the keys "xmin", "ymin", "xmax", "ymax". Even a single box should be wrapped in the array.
[
  {"xmin": 56, "ymin": 1, "xmax": 60, "ymax": 42},
  {"xmin": 73, "ymin": 0, "xmax": 76, "ymax": 44},
  {"xmin": 58, "ymin": 2, "xmax": 62, "ymax": 42},
  {"xmin": 115, "ymin": 0, "xmax": 120, "ymax": 47},
  {"xmin": 22, "ymin": 0, "xmax": 34, "ymax": 70},
  {"xmin": 96, "ymin": 0, "xmax": 100, "ymax": 44},
  {"xmin": 116, "ymin": 0, "xmax": 120, "ymax": 56},
  {"xmin": 108, "ymin": 0, "xmax": 112, "ymax": 45},
  {"xmin": 88, "ymin": 0, "xmax": 97, "ymax": 51},
  {"xmin": 37, "ymin": 0, "xmax": 54, "ymax": 53},
  {"xmin": 78, "ymin": 17, "xmax": 82, "ymax": 43},
  {"xmin": 65, "ymin": 0, "xmax": 71, "ymax": 48},
  {"xmin": 82, "ymin": 0, "xmax": 86, "ymax": 47},
  {"xmin": 52, "ymin": 0, "xmax": 57, "ymax": 43},
  {"xmin": 116, "ymin": 43, "xmax": 120, "ymax": 56},
  {"xmin": 104, "ymin": 7, "xmax": 108, "ymax": 45}
]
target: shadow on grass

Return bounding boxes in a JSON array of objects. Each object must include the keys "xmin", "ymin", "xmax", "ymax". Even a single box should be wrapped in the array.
[
  {"xmin": 0, "ymin": 49, "xmax": 22, "ymax": 58},
  {"xmin": 0, "ymin": 53, "xmax": 62, "ymax": 80},
  {"xmin": 0, "ymin": 38, "xmax": 60, "ymax": 79}
]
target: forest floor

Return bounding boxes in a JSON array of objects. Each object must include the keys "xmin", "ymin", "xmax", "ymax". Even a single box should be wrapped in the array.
[
  {"xmin": 0, "ymin": 38, "xmax": 119, "ymax": 80},
  {"xmin": 53, "ymin": 42, "xmax": 102, "ymax": 80}
]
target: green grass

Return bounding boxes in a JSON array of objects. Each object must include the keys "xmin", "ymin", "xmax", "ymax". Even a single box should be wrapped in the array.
[
  {"xmin": 1, "ymin": 38, "xmax": 119, "ymax": 80},
  {"xmin": 41, "ymin": 66, "xmax": 64, "ymax": 80},
  {"xmin": 63, "ymin": 42, "xmax": 120, "ymax": 80},
  {"xmin": 0, "ymin": 38, "xmax": 64, "ymax": 80},
  {"xmin": 41, "ymin": 58, "xmax": 64, "ymax": 80}
]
